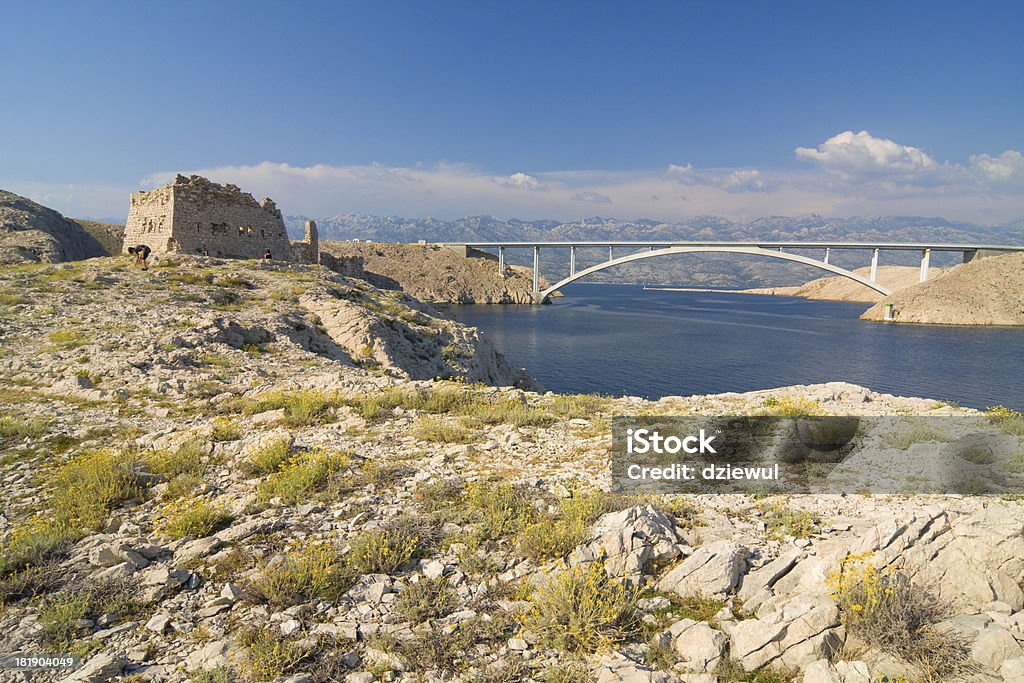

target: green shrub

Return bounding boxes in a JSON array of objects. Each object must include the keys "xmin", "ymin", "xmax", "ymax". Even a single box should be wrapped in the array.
[
  {"xmin": 986, "ymin": 406, "xmax": 1024, "ymax": 435},
  {"xmin": 550, "ymin": 394, "xmax": 609, "ymax": 419},
  {"xmin": 50, "ymin": 448, "xmax": 142, "ymax": 530},
  {"xmin": 884, "ymin": 422, "xmax": 952, "ymax": 450},
  {"xmin": 47, "ymin": 329, "xmax": 91, "ymax": 349},
  {"xmin": 146, "ymin": 439, "xmax": 207, "ymax": 478},
  {"xmin": 758, "ymin": 396, "xmax": 828, "ymax": 417},
  {"xmin": 758, "ymin": 499, "xmax": 818, "ymax": 540},
  {"xmin": 190, "ymin": 668, "xmax": 233, "ymax": 683},
  {"xmin": 828, "ymin": 553, "xmax": 967, "ymax": 679},
  {"xmin": 541, "ymin": 663, "xmax": 596, "ymax": 683},
  {"xmin": 155, "ymin": 498, "xmax": 232, "ymax": 540},
  {"xmin": 210, "ymin": 417, "xmax": 242, "ymax": 442},
  {"xmin": 465, "ymin": 481, "xmax": 536, "ymax": 543},
  {"xmin": 38, "ymin": 593, "xmax": 89, "ymax": 649},
  {"xmin": 251, "ymin": 540, "xmax": 350, "ymax": 608},
  {"xmin": 256, "ymin": 449, "xmax": 349, "ymax": 504},
  {"xmin": 346, "ymin": 528, "xmax": 419, "ymax": 574},
  {"xmin": 519, "ymin": 490, "xmax": 623, "ymax": 560},
  {"xmin": 243, "ymin": 436, "xmax": 294, "ymax": 476},
  {"xmin": 241, "ymin": 629, "xmax": 310, "ymax": 681},
  {"xmin": 394, "ymin": 577, "xmax": 458, "ymax": 622},
  {"xmin": 524, "ymin": 562, "xmax": 639, "ymax": 654},
  {"xmin": 412, "ymin": 416, "xmax": 474, "ymax": 444},
  {"xmin": 372, "ymin": 614, "xmax": 514, "ymax": 676},
  {"xmin": 0, "ymin": 415, "xmax": 51, "ymax": 445},
  {"xmin": 241, "ymin": 390, "xmax": 339, "ymax": 426}
]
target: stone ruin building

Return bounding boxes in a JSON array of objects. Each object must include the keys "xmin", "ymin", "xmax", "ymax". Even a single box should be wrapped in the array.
[{"xmin": 122, "ymin": 175, "xmax": 318, "ymax": 263}]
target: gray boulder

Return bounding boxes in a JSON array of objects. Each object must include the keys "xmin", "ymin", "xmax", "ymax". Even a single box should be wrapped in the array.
[{"xmin": 656, "ymin": 540, "xmax": 748, "ymax": 598}]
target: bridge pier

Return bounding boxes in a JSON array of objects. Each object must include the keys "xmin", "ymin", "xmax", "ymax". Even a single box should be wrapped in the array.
[
  {"xmin": 569, "ymin": 245, "xmax": 577, "ymax": 276},
  {"xmin": 498, "ymin": 246, "xmax": 505, "ymax": 277},
  {"xmin": 920, "ymin": 249, "xmax": 931, "ymax": 282},
  {"xmin": 532, "ymin": 246, "xmax": 540, "ymax": 296},
  {"xmin": 823, "ymin": 247, "xmax": 830, "ymax": 265},
  {"xmin": 870, "ymin": 248, "xmax": 879, "ymax": 282},
  {"xmin": 608, "ymin": 245, "xmax": 613, "ymax": 262}
]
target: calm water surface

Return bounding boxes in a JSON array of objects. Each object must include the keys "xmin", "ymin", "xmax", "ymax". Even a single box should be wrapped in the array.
[{"xmin": 448, "ymin": 283, "xmax": 1024, "ymax": 411}]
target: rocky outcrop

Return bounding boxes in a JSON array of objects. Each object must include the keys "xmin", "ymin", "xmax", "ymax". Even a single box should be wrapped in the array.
[
  {"xmin": 742, "ymin": 265, "xmax": 945, "ymax": 302},
  {"xmin": 319, "ymin": 241, "xmax": 545, "ymax": 303},
  {"xmin": 861, "ymin": 252, "xmax": 1024, "ymax": 325},
  {"xmin": 0, "ymin": 189, "xmax": 108, "ymax": 264}
]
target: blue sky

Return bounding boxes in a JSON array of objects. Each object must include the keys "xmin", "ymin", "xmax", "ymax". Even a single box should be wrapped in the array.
[{"xmin": 1, "ymin": 1, "xmax": 1022, "ymax": 223}]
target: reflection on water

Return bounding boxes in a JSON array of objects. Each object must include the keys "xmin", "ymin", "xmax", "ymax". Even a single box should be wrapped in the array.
[{"xmin": 448, "ymin": 284, "xmax": 1024, "ymax": 410}]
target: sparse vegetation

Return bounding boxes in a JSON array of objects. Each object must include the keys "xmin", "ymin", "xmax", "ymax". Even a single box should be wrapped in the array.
[
  {"xmin": 346, "ymin": 528, "xmax": 420, "ymax": 574},
  {"xmin": 758, "ymin": 499, "xmax": 818, "ymax": 540},
  {"xmin": 986, "ymin": 405, "xmax": 1024, "ymax": 435},
  {"xmin": 394, "ymin": 576, "xmax": 458, "ymax": 622},
  {"xmin": 758, "ymin": 395, "xmax": 828, "ymax": 416},
  {"xmin": 251, "ymin": 539, "xmax": 350, "ymax": 608},
  {"xmin": 884, "ymin": 422, "xmax": 953, "ymax": 450},
  {"xmin": 412, "ymin": 415, "xmax": 474, "ymax": 443},
  {"xmin": 0, "ymin": 414, "xmax": 51, "ymax": 446},
  {"xmin": 210, "ymin": 417, "xmax": 242, "ymax": 442},
  {"xmin": 241, "ymin": 628, "xmax": 311, "ymax": 681},
  {"xmin": 524, "ymin": 562, "xmax": 640, "ymax": 653},
  {"xmin": 243, "ymin": 436, "xmax": 294, "ymax": 476},
  {"xmin": 154, "ymin": 497, "xmax": 232, "ymax": 540},
  {"xmin": 828, "ymin": 553, "xmax": 968, "ymax": 679},
  {"xmin": 256, "ymin": 449, "xmax": 350, "ymax": 504}
]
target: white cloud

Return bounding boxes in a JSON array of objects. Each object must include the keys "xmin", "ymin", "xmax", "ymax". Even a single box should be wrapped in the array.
[
  {"xmin": 6, "ymin": 132, "xmax": 1022, "ymax": 225},
  {"xmin": 493, "ymin": 172, "xmax": 546, "ymax": 191},
  {"xmin": 969, "ymin": 150, "xmax": 1024, "ymax": 181},
  {"xmin": 795, "ymin": 130, "xmax": 939, "ymax": 175},
  {"xmin": 571, "ymin": 191, "xmax": 612, "ymax": 204},
  {"xmin": 719, "ymin": 169, "xmax": 767, "ymax": 193}
]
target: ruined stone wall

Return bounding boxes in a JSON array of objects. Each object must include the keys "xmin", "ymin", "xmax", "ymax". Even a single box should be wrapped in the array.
[
  {"xmin": 124, "ymin": 175, "xmax": 295, "ymax": 260},
  {"xmin": 123, "ymin": 186, "xmax": 175, "ymax": 252}
]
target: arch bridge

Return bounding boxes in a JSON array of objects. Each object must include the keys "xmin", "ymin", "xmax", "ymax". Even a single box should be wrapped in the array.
[{"xmin": 445, "ymin": 241, "xmax": 1024, "ymax": 304}]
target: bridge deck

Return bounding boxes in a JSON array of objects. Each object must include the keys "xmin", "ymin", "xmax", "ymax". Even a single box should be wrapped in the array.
[{"xmin": 454, "ymin": 241, "xmax": 1024, "ymax": 251}]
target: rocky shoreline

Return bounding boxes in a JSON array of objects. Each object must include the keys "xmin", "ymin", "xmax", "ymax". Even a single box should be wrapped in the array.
[{"xmin": 1, "ymin": 256, "xmax": 1023, "ymax": 683}]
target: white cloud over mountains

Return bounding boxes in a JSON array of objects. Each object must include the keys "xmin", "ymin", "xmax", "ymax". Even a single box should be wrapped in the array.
[
  {"xmin": 795, "ymin": 130, "xmax": 939, "ymax": 175},
  {"xmin": 7, "ymin": 131, "xmax": 1022, "ymax": 224}
]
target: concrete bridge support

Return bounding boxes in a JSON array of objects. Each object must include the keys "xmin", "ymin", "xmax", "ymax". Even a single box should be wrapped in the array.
[
  {"xmin": 870, "ymin": 248, "xmax": 879, "ymax": 282},
  {"xmin": 920, "ymin": 249, "xmax": 931, "ymax": 282},
  {"xmin": 498, "ymin": 246, "xmax": 505, "ymax": 277}
]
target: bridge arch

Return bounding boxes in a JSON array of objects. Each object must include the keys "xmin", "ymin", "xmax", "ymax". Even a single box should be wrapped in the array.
[{"xmin": 537, "ymin": 246, "xmax": 892, "ymax": 302}]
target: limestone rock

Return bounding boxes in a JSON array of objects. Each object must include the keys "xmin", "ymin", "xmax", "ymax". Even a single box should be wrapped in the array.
[
  {"xmin": 671, "ymin": 620, "xmax": 726, "ymax": 672},
  {"xmin": 570, "ymin": 504, "xmax": 683, "ymax": 582},
  {"xmin": 594, "ymin": 654, "xmax": 672, "ymax": 683},
  {"xmin": 59, "ymin": 652, "xmax": 124, "ymax": 682},
  {"xmin": 0, "ymin": 190, "xmax": 108, "ymax": 264},
  {"xmin": 656, "ymin": 540, "xmax": 748, "ymax": 598}
]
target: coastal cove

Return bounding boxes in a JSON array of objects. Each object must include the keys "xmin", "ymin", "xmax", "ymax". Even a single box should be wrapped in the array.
[{"xmin": 448, "ymin": 283, "xmax": 1024, "ymax": 411}]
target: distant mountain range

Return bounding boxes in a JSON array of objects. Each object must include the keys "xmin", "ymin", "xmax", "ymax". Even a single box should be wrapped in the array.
[{"xmin": 285, "ymin": 213, "xmax": 1024, "ymax": 288}]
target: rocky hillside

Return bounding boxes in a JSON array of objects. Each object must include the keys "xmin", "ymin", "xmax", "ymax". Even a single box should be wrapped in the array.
[
  {"xmin": 742, "ymin": 265, "xmax": 946, "ymax": 303},
  {"xmin": 0, "ymin": 190, "xmax": 112, "ymax": 264},
  {"xmin": 1, "ymin": 256, "xmax": 1023, "ymax": 683},
  {"xmin": 862, "ymin": 252, "xmax": 1024, "ymax": 325},
  {"xmin": 320, "ymin": 242, "xmax": 545, "ymax": 304}
]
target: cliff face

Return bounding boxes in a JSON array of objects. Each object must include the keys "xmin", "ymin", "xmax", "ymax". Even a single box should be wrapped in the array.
[
  {"xmin": 320, "ymin": 241, "xmax": 545, "ymax": 303},
  {"xmin": 861, "ymin": 252, "xmax": 1024, "ymax": 325},
  {"xmin": 0, "ymin": 189, "xmax": 109, "ymax": 264}
]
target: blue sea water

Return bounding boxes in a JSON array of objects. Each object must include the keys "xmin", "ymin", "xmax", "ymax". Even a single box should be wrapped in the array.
[{"xmin": 448, "ymin": 283, "xmax": 1024, "ymax": 411}]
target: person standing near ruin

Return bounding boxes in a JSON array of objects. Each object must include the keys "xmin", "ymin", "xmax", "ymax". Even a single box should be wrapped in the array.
[
  {"xmin": 127, "ymin": 244, "xmax": 152, "ymax": 270},
  {"xmin": 263, "ymin": 249, "xmax": 272, "ymax": 260}
]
